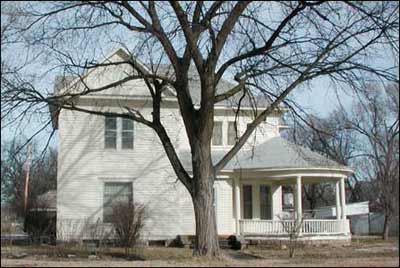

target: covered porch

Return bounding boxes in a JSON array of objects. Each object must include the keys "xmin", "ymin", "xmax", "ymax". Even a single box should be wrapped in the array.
[
  {"xmin": 232, "ymin": 169, "xmax": 352, "ymax": 240},
  {"xmin": 205, "ymin": 136, "xmax": 356, "ymax": 241}
]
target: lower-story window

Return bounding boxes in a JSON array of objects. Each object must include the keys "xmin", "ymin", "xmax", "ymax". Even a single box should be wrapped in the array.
[
  {"xmin": 260, "ymin": 185, "xmax": 272, "ymax": 220},
  {"xmin": 243, "ymin": 185, "xmax": 253, "ymax": 219},
  {"xmin": 103, "ymin": 182, "xmax": 133, "ymax": 223}
]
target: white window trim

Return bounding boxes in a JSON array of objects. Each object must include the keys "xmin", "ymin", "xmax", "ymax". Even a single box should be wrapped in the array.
[
  {"xmin": 241, "ymin": 184, "xmax": 253, "ymax": 219},
  {"xmin": 100, "ymin": 177, "xmax": 136, "ymax": 223},
  {"xmin": 104, "ymin": 117, "xmax": 118, "ymax": 150},
  {"xmin": 260, "ymin": 184, "xmax": 272, "ymax": 220},
  {"xmin": 98, "ymin": 177, "xmax": 136, "ymax": 182},
  {"xmin": 104, "ymin": 117, "xmax": 134, "ymax": 151},
  {"xmin": 121, "ymin": 118, "xmax": 134, "ymax": 150},
  {"xmin": 212, "ymin": 121, "xmax": 224, "ymax": 146},
  {"xmin": 212, "ymin": 120, "xmax": 247, "ymax": 148}
]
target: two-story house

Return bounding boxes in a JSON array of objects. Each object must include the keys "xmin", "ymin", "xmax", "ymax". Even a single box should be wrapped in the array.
[{"xmin": 51, "ymin": 48, "xmax": 353, "ymax": 244}]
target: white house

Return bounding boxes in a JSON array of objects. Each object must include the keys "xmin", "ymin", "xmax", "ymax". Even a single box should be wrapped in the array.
[{"xmin": 51, "ymin": 48, "xmax": 353, "ymax": 244}]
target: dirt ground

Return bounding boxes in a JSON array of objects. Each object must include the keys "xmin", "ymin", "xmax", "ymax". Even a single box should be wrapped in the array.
[{"xmin": 1, "ymin": 238, "xmax": 398, "ymax": 267}]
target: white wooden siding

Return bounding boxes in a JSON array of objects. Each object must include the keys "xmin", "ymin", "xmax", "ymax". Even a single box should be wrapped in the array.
[
  {"xmin": 56, "ymin": 51, "xmax": 283, "ymax": 240},
  {"xmin": 214, "ymin": 179, "xmax": 235, "ymax": 235},
  {"xmin": 57, "ymin": 106, "xmax": 195, "ymax": 240}
]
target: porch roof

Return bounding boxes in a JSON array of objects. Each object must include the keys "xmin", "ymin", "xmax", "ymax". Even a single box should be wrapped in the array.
[{"xmin": 180, "ymin": 137, "xmax": 352, "ymax": 173}]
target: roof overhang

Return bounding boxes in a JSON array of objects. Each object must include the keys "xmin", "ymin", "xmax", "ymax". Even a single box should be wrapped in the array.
[
  {"xmin": 217, "ymin": 167, "xmax": 354, "ymax": 183},
  {"xmin": 49, "ymin": 47, "xmax": 286, "ymax": 129}
]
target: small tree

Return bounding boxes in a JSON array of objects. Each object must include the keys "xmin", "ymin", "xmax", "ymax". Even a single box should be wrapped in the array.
[
  {"xmin": 111, "ymin": 202, "xmax": 145, "ymax": 257},
  {"xmin": 278, "ymin": 213, "xmax": 304, "ymax": 258}
]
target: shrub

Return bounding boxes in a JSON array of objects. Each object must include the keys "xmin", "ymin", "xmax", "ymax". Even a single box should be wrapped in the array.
[
  {"xmin": 83, "ymin": 217, "xmax": 114, "ymax": 249},
  {"xmin": 277, "ymin": 214, "xmax": 304, "ymax": 258},
  {"xmin": 111, "ymin": 202, "xmax": 145, "ymax": 256}
]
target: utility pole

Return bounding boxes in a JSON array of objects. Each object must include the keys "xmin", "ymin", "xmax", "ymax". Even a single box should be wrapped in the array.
[{"xmin": 24, "ymin": 143, "xmax": 32, "ymax": 216}]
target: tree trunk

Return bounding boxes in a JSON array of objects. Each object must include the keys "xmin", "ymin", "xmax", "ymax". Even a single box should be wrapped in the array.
[
  {"xmin": 382, "ymin": 214, "xmax": 390, "ymax": 240},
  {"xmin": 191, "ymin": 144, "xmax": 220, "ymax": 257},
  {"xmin": 192, "ymin": 188, "xmax": 220, "ymax": 257}
]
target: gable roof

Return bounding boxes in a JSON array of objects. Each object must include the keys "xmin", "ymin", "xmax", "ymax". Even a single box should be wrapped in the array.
[
  {"xmin": 180, "ymin": 136, "xmax": 351, "ymax": 172},
  {"xmin": 51, "ymin": 48, "xmax": 283, "ymax": 130},
  {"xmin": 146, "ymin": 63, "xmax": 271, "ymax": 108},
  {"xmin": 53, "ymin": 48, "xmax": 272, "ymax": 108}
]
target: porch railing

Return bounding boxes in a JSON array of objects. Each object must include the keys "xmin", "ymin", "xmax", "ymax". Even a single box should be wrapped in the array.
[{"xmin": 239, "ymin": 219, "xmax": 350, "ymax": 236}]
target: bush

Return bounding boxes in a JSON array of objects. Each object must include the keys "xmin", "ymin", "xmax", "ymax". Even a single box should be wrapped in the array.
[{"xmin": 111, "ymin": 202, "xmax": 145, "ymax": 256}]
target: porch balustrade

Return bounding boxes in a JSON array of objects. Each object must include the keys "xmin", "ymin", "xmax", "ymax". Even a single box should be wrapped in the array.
[{"xmin": 239, "ymin": 219, "xmax": 350, "ymax": 236}]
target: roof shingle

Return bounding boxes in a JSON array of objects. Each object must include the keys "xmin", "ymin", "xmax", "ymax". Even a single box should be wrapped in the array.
[{"xmin": 180, "ymin": 137, "xmax": 349, "ymax": 172}]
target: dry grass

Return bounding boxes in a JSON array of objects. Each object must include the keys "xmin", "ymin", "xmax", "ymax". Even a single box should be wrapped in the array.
[{"xmin": 1, "ymin": 238, "xmax": 398, "ymax": 267}]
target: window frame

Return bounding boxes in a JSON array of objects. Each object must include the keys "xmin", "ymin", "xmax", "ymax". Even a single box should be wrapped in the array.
[
  {"xmin": 121, "ymin": 118, "xmax": 134, "ymax": 150},
  {"xmin": 260, "ymin": 185, "xmax": 272, "ymax": 220},
  {"xmin": 104, "ymin": 117, "xmax": 117, "ymax": 149},
  {"xmin": 282, "ymin": 185, "xmax": 294, "ymax": 210},
  {"xmin": 103, "ymin": 182, "xmax": 133, "ymax": 223},
  {"xmin": 242, "ymin": 184, "xmax": 253, "ymax": 219},
  {"xmin": 212, "ymin": 121, "xmax": 223, "ymax": 146}
]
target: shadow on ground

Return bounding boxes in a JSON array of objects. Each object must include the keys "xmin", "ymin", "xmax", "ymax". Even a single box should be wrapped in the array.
[{"xmin": 222, "ymin": 249, "xmax": 263, "ymax": 260}]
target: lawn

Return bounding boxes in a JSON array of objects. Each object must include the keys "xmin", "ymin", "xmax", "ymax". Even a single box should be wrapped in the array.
[{"xmin": 1, "ymin": 237, "xmax": 398, "ymax": 267}]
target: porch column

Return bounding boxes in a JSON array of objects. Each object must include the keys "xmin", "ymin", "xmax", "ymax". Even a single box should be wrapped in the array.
[
  {"xmin": 234, "ymin": 177, "xmax": 241, "ymax": 235},
  {"xmin": 335, "ymin": 181, "xmax": 341, "ymax": 219},
  {"xmin": 295, "ymin": 176, "xmax": 302, "ymax": 223},
  {"xmin": 340, "ymin": 177, "xmax": 347, "ymax": 220}
]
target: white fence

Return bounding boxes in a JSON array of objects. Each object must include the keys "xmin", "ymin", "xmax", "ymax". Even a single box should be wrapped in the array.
[{"xmin": 239, "ymin": 219, "xmax": 350, "ymax": 236}]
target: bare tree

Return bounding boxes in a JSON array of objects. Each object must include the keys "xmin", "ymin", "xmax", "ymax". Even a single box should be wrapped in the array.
[
  {"xmin": 0, "ymin": 140, "xmax": 57, "ymax": 217},
  {"xmin": 302, "ymin": 184, "xmax": 332, "ymax": 211},
  {"xmin": 289, "ymin": 111, "xmax": 364, "ymax": 204},
  {"xmin": 1, "ymin": 1, "xmax": 398, "ymax": 256},
  {"xmin": 288, "ymin": 83, "xmax": 399, "ymax": 238},
  {"xmin": 347, "ymin": 83, "xmax": 399, "ymax": 240}
]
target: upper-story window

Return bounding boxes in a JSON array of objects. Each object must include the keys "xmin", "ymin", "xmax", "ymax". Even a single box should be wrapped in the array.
[
  {"xmin": 105, "ymin": 117, "xmax": 117, "ymax": 149},
  {"xmin": 212, "ymin": 121, "xmax": 223, "ymax": 146},
  {"xmin": 104, "ymin": 116, "xmax": 134, "ymax": 150},
  {"xmin": 227, "ymin": 121, "xmax": 236, "ymax": 145},
  {"xmin": 122, "ymin": 118, "xmax": 134, "ymax": 149}
]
